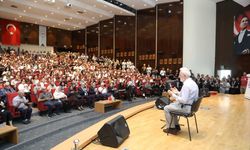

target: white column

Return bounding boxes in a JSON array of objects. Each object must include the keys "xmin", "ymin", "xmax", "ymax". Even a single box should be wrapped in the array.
[
  {"xmin": 183, "ymin": 0, "xmax": 216, "ymax": 75},
  {"xmin": 245, "ymin": 74, "xmax": 250, "ymax": 100}
]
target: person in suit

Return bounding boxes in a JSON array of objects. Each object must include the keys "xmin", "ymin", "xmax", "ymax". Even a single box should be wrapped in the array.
[
  {"xmin": 234, "ymin": 16, "xmax": 250, "ymax": 54},
  {"xmin": 163, "ymin": 67, "xmax": 199, "ymax": 134}
]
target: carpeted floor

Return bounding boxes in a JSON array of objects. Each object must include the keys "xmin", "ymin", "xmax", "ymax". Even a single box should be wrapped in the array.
[{"xmin": 0, "ymin": 97, "xmax": 157, "ymax": 150}]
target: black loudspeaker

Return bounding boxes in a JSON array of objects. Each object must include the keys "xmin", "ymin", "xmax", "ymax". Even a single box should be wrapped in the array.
[
  {"xmin": 155, "ymin": 97, "xmax": 170, "ymax": 110},
  {"xmin": 98, "ymin": 115, "xmax": 130, "ymax": 148}
]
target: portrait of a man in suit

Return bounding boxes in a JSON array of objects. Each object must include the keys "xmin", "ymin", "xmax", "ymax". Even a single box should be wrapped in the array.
[{"xmin": 234, "ymin": 13, "xmax": 250, "ymax": 55}]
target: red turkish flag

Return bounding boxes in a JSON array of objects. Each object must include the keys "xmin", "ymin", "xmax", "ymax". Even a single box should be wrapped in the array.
[{"xmin": 0, "ymin": 19, "xmax": 20, "ymax": 45}]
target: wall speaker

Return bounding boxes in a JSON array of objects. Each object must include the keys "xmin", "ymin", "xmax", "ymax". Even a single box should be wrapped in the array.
[
  {"xmin": 97, "ymin": 115, "xmax": 130, "ymax": 148},
  {"xmin": 155, "ymin": 97, "xmax": 170, "ymax": 110}
]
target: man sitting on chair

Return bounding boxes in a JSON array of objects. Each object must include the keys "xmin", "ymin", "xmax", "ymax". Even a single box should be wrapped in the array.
[{"xmin": 163, "ymin": 67, "xmax": 199, "ymax": 134}]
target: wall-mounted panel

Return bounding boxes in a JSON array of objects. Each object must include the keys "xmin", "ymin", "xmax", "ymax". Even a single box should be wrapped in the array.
[
  {"xmin": 158, "ymin": 2, "xmax": 183, "ymax": 72},
  {"xmin": 100, "ymin": 19, "xmax": 113, "ymax": 59},
  {"xmin": 72, "ymin": 29, "xmax": 85, "ymax": 53},
  {"xmin": 137, "ymin": 8, "xmax": 156, "ymax": 70},
  {"xmin": 115, "ymin": 15, "xmax": 135, "ymax": 63},
  {"xmin": 86, "ymin": 24, "xmax": 99, "ymax": 57}
]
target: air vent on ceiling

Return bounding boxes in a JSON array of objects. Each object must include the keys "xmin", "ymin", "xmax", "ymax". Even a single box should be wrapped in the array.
[
  {"xmin": 77, "ymin": 10, "xmax": 84, "ymax": 14},
  {"xmin": 10, "ymin": 5, "xmax": 18, "ymax": 8}
]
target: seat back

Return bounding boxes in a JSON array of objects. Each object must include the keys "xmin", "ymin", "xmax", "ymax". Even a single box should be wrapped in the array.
[{"xmin": 191, "ymin": 97, "xmax": 203, "ymax": 113}]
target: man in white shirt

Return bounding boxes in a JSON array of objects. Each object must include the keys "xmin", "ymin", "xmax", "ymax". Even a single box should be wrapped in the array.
[
  {"xmin": 53, "ymin": 87, "xmax": 71, "ymax": 113},
  {"xmin": 163, "ymin": 67, "xmax": 199, "ymax": 134},
  {"xmin": 13, "ymin": 91, "xmax": 33, "ymax": 124}
]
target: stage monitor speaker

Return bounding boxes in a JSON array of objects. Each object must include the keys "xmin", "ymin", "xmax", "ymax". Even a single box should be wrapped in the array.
[
  {"xmin": 155, "ymin": 97, "xmax": 170, "ymax": 110},
  {"xmin": 97, "ymin": 115, "xmax": 130, "ymax": 148}
]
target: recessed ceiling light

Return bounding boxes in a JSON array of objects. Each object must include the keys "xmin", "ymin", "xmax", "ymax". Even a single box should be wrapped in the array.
[
  {"xmin": 131, "ymin": 5, "xmax": 135, "ymax": 7},
  {"xmin": 19, "ymin": 15, "xmax": 22, "ymax": 18},
  {"xmin": 67, "ymin": 28, "xmax": 70, "ymax": 30},
  {"xmin": 168, "ymin": 10, "xmax": 172, "ymax": 13},
  {"xmin": 35, "ymin": 21, "xmax": 37, "ymax": 24},
  {"xmin": 28, "ymin": 6, "xmax": 31, "ymax": 9},
  {"xmin": 50, "ymin": 12, "xmax": 54, "ymax": 15},
  {"xmin": 58, "ymin": 23, "xmax": 61, "ymax": 26},
  {"xmin": 34, "ymin": 0, "xmax": 37, "ymax": 3},
  {"xmin": 23, "ymin": 10, "xmax": 26, "ymax": 12},
  {"xmin": 144, "ymin": 4, "xmax": 147, "ymax": 7},
  {"xmin": 52, "ymin": 25, "xmax": 55, "ymax": 27},
  {"xmin": 83, "ymin": 10, "xmax": 87, "ymax": 13},
  {"xmin": 69, "ymin": 17, "xmax": 72, "ymax": 19},
  {"xmin": 99, "ymin": 15, "xmax": 103, "ymax": 18},
  {"xmin": 0, "ymin": 0, "xmax": 3, "ymax": 2},
  {"xmin": 14, "ymin": 18, "xmax": 17, "ymax": 20},
  {"xmin": 73, "ymin": 26, "xmax": 76, "ymax": 29},
  {"xmin": 45, "ymin": 15, "xmax": 48, "ymax": 18},
  {"xmin": 78, "ymin": 22, "xmax": 82, "ymax": 25}
]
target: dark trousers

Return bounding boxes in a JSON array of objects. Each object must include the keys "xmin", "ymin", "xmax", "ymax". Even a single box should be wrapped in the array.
[
  {"xmin": 0, "ymin": 109, "xmax": 13, "ymax": 125},
  {"xmin": 18, "ymin": 107, "xmax": 32, "ymax": 120},
  {"xmin": 44, "ymin": 100, "xmax": 62, "ymax": 115}
]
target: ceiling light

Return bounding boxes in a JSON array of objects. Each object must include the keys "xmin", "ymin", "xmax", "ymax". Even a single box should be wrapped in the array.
[
  {"xmin": 131, "ymin": 4, "xmax": 135, "ymax": 7},
  {"xmin": 23, "ymin": 10, "xmax": 26, "ymax": 12},
  {"xmin": 0, "ymin": 0, "xmax": 3, "ymax": 2},
  {"xmin": 19, "ymin": 15, "xmax": 22, "ymax": 18},
  {"xmin": 35, "ymin": 21, "xmax": 37, "ymax": 24},
  {"xmin": 52, "ymin": 25, "xmax": 55, "ymax": 27},
  {"xmin": 69, "ymin": 17, "xmax": 72, "ymax": 19},
  {"xmin": 144, "ymin": 4, "xmax": 147, "ymax": 7},
  {"xmin": 34, "ymin": 0, "xmax": 37, "ymax": 3},
  {"xmin": 45, "ymin": 15, "xmax": 48, "ymax": 18},
  {"xmin": 14, "ymin": 18, "xmax": 17, "ymax": 20},
  {"xmin": 28, "ymin": 6, "xmax": 32, "ymax": 9},
  {"xmin": 50, "ymin": 12, "xmax": 54, "ymax": 15},
  {"xmin": 99, "ymin": 15, "xmax": 103, "ymax": 18},
  {"xmin": 168, "ymin": 10, "xmax": 172, "ymax": 13},
  {"xmin": 58, "ymin": 23, "xmax": 61, "ymax": 26}
]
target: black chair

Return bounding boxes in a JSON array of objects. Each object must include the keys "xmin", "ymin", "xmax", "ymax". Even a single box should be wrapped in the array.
[{"xmin": 167, "ymin": 97, "xmax": 203, "ymax": 141}]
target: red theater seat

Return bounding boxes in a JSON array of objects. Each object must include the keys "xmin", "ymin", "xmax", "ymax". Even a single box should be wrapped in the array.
[{"xmin": 6, "ymin": 92, "xmax": 20, "ymax": 118}]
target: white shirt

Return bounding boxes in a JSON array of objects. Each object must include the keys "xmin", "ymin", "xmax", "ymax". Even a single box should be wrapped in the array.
[
  {"xmin": 53, "ymin": 91, "xmax": 67, "ymax": 99},
  {"xmin": 238, "ymin": 29, "xmax": 246, "ymax": 43},
  {"xmin": 172, "ymin": 78, "xmax": 199, "ymax": 105},
  {"xmin": 13, "ymin": 96, "xmax": 29, "ymax": 109}
]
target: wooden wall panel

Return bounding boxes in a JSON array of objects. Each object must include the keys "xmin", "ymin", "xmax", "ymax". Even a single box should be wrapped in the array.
[
  {"xmin": 157, "ymin": 2, "xmax": 183, "ymax": 72},
  {"xmin": 215, "ymin": 0, "xmax": 250, "ymax": 76},
  {"xmin": 115, "ymin": 15, "xmax": 135, "ymax": 63},
  {"xmin": 100, "ymin": 19, "xmax": 113, "ymax": 59},
  {"xmin": 86, "ymin": 24, "xmax": 99, "ymax": 57},
  {"xmin": 137, "ymin": 8, "xmax": 156, "ymax": 70},
  {"xmin": 72, "ymin": 29, "xmax": 85, "ymax": 53},
  {"xmin": 20, "ymin": 22, "xmax": 39, "ymax": 45}
]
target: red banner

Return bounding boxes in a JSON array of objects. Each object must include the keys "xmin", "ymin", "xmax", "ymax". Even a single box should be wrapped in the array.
[{"xmin": 0, "ymin": 19, "xmax": 20, "ymax": 45}]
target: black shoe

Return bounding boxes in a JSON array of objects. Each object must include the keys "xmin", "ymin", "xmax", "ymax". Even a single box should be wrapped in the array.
[
  {"xmin": 163, "ymin": 128, "xmax": 178, "ymax": 135},
  {"xmin": 175, "ymin": 125, "xmax": 181, "ymax": 131}
]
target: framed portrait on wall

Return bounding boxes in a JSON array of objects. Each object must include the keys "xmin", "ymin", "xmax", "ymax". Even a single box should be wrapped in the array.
[{"xmin": 234, "ymin": 9, "xmax": 250, "ymax": 55}]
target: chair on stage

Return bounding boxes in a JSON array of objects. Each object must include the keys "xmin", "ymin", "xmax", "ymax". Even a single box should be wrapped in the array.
[{"xmin": 167, "ymin": 97, "xmax": 203, "ymax": 141}]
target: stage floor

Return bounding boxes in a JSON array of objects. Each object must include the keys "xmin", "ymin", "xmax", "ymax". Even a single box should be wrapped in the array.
[{"xmin": 84, "ymin": 94, "xmax": 250, "ymax": 150}]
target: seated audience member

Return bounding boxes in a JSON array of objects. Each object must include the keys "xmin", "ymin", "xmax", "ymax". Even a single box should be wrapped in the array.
[
  {"xmin": 53, "ymin": 87, "xmax": 71, "ymax": 113},
  {"xmin": 0, "ymin": 82, "xmax": 16, "ymax": 104},
  {"xmin": 240, "ymin": 72, "xmax": 248, "ymax": 94},
  {"xmin": 38, "ymin": 88, "xmax": 62, "ymax": 117},
  {"xmin": 13, "ymin": 91, "xmax": 32, "ymax": 124},
  {"xmin": 67, "ymin": 85, "xmax": 84, "ymax": 111},
  {"xmin": 0, "ymin": 101, "xmax": 13, "ymax": 126}
]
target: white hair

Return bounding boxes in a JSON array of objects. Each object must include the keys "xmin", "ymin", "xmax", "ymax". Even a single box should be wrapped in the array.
[{"xmin": 180, "ymin": 67, "xmax": 191, "ymax": 77}]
